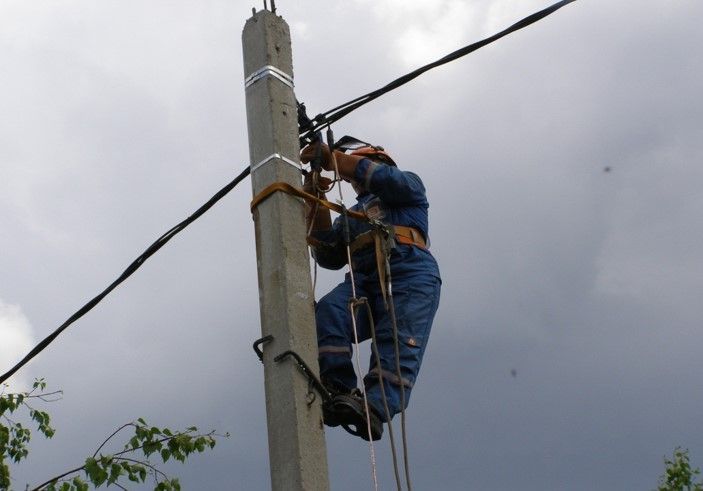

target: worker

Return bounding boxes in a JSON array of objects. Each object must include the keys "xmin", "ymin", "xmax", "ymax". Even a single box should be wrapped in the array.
[{"xmin": 300, "ymin": 141, "xmax": 441, "ymax": 441}]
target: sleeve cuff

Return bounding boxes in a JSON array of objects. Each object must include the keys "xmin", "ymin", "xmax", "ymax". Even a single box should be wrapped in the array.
[{"xmin": 354, "ymin": 158, "xmax": 381, "ymax": 192}]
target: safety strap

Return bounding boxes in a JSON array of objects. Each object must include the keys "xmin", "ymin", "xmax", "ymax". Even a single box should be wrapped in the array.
[
  {"xmin": 252, "ymin": 182, "xmax": 427, "ymax": 309},
  {"xmin": 369, "ymin": 224, "xmax": 427, "ymax": 309},
  {"xmin": 250, "ymin": 181, "xmax": 367, "ymax": 221},
  {"xmin": 394, "ymin": 225, "xmax": 426, "ymax": 249},
  {"xmin": 374, "ymin": 230, "xmax": 389, "ymax": 306},
  {"xmin": 350, "ymin": 226, "xmax": 426, "ymax": 255}
]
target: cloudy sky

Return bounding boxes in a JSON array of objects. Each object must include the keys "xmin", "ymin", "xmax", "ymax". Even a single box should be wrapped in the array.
[{"xmin": 2, "ymin": 0, "xmax": 702, "ymax": 489}]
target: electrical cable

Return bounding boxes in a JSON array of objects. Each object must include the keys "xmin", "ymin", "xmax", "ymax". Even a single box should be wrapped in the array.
[
  {"xmin": 0, "ymin": 166, "xmax": 252, "ymax": 386},
  {"xmin": 2, "ymin": 0, "xmax": 577, "ymax": 407},
  {"xmin": 299, "ymin": 0, "xmax": 577, "ymax": 142}
]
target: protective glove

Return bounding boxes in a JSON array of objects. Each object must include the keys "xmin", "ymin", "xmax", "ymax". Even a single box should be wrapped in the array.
[
  {"xmin": 300, "ymin": 142, "xmax": 333, "ymax": 171},
  {"xmin": 301, "ymin": 143, "xmax": 361, "ymax": 179},
  {"xmin": 303, "ymin": 173, "xmax": 333, "ymax": 196}
]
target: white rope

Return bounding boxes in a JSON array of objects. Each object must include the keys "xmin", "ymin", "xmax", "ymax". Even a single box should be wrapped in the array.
[
  {"xmin": 384, "ymin": 266, "xmax": 413, "ymax": 491},
  {"xmin": 329, "ymin": 147, "xmax": 380, "ymax": 491}
]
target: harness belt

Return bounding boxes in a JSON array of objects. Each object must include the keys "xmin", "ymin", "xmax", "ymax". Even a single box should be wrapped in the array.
[
  {"xmin": 349, "ymin": 226, "xmax": 426, "ymax": 255},
  {"xmin": 250, "ymin": 181, "xmax": 367, "ymax": 221},
  {"xmin": 347, "ymin": 225, "xmax": 426, "ymax": 308},
  {"xmin": 252, "ymin": 181, "xmax": 428, "ymax": 308}
]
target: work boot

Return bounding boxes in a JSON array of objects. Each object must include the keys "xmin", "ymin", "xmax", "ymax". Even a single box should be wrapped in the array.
[
  {"xmin": 321, "ymin": 382, "xmax": 351, "ymax": 428},
  {"xmin": 323, "ymin": 389, "xmax": 383, "ymax": 441}
]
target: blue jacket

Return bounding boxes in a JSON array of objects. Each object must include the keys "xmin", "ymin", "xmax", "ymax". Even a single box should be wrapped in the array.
[{"xmin": 312, "ymin": 158, "xmax": 440, "ymax": 280}]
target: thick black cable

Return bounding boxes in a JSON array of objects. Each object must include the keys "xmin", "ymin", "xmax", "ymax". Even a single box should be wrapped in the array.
[
  {"xmin": 299, "ymin": 0, "xmax": 577, "ymax": 140},
  {"xmin": 0, "ymin": 166, "xmax": 251, "ymax": 385},
  {"xmin": 2, "ymin": 0, "xmax": 576, "ymax": 385}
]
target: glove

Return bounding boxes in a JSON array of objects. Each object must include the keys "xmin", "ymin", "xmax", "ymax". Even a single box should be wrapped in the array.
[
  {"xmin": 301, "ymin": 142, "xmax": 362, "ymax": 179},
  {"xmin": 303, "ymin": 173, "xmax": 333, "ymax": 196},
  {"xmin": 301, "ymin": 142, "xmax": 338, "ymax": 171}
]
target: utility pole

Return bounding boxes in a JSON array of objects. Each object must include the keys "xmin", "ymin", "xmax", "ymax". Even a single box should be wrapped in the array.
[{"xmin": 242, "ymin": 6, "xmax": 329, "ymax": 491}]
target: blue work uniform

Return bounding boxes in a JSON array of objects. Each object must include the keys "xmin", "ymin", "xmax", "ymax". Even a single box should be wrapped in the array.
[{"xmin": 312, "ymin": 158, "xmax": 441, "ymax": 421}]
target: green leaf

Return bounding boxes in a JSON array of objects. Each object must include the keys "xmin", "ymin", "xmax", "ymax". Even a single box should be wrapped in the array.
[
  {"xmin": 84, "ymin": 457, "xmax": 99, "ymax": 480},
  {"xmin": 73, "ymin": 476, "xmax": 89, "ymax": 491},
  {"xmin": 128, "ymin": 435, "xmax": 139, "ymax": 449},
  {"xmin": 108, "ymin": 462, "xmax": 123, "ymax": 484},
  {"xmin": 93, "ymin": 467, "xmax": 109, "ymax": 487}
]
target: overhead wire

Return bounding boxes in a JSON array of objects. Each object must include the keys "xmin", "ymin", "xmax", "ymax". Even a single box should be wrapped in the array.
[
  {"xmin": 1, "ymin": 5, "xmax": 579, "ymax": 468},
  {"xmin": 0, "ymin": 166, "xmax": 251, "ymax": 386},
  {"xmin": 296, "ymin": 2, "xmax": 578, "ymax": 487},
  {"xmin": 299, "ymin": 0, "xmax": 577, "ymax": 141}
]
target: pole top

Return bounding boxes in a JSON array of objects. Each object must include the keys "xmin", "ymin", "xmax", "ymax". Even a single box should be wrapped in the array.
[{"xmin": 252, "ymin": 0, "xmax": 277, "ymax": 17}]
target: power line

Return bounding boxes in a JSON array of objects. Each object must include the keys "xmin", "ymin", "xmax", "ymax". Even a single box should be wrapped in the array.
[
  {"xmin": 1, "ymin": 0, "xmax": 576, "ymax": 385},
  {"xmin": 0, "ymin": 167, "xmax": 251, "ymax": 385},
  {"xmin": 299, "ymin": 0, "xmax": 577, "ymax": 142}
]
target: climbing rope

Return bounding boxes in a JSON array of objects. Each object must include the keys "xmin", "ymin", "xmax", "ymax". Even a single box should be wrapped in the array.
[
  {"xmin": 364, "ymin": 222, "xmax": 415, "ymax": 490},
  {"xmin": 384, "ymin": 265, "xmax": 413, "ymax": 490},
  {"xmin": 351, "ymin": 297, "xmax": 403, "ymax": 491},
  {"xmin": 325, "ymin": 129, "xmax": 381, "ymax": 491}
]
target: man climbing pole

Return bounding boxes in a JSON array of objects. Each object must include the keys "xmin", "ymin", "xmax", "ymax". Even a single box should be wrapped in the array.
[{"xmin": 300, "ymin": 140, "xmax": 441, "ymax": 441}]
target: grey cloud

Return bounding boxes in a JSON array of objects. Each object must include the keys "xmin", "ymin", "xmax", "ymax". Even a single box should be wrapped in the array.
[{"xmin": 2, "ymin": 1, "xmax": 703, "ymax": 489}]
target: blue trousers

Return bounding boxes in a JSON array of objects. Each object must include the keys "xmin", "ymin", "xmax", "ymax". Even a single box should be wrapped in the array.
[{"xmin": 316, "ymin": 270, "xmax": 441, "ymax": 421}]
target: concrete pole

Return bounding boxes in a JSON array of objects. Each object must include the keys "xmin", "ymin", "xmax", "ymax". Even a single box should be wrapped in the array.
[{"xmin": 242, "ymin": 9, "xmax": 329, "ymax": 491}]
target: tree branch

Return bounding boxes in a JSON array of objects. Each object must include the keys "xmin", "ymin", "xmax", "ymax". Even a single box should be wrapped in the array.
[
  {"xmin": 93, "ymin": 422, "xmax": 135, "ymax": 458},
  {"xmin": 30, "ymin": 464, "xmax": 86, "ymax": 491},
  {"xmin": 114, "ymin": 456, "xmax": 169, "ymax": 480}
]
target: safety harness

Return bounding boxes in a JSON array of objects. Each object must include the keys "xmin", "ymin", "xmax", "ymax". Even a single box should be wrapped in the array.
[
  {"xmin": 250, "ymin": 182, "xmax": 427, "ymax": 305},
  {"xmin": 349, "ymin": 225, "xmax": 426, "ymax": 253},
  {"xmin": 349, "ymin": 224, "xmax": 426, "ymax": 305}
]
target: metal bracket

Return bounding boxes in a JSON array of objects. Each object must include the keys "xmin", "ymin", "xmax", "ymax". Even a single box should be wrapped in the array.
[
  {"xmin": 244, "ymin": 65, "xmax": 294, "ymax": 89},
  {"xmin": 274, "ymin": 350, "xmax": 332, "ymax": 403},
  {"xmin": 250, "ymin": 153, "xmax": 301, "ymax": 174},
  {"xmin": 253, "ymin": 334, "xmax": 274, "ymax": 363}
]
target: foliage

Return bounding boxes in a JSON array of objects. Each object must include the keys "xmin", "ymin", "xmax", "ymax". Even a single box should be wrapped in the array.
[
  {"xmin": 1, "ymin": 378, "xmax": 58, "ymax": 489},
  {"xmin": 1, "ymin": 379, "xmax": 225, "ymax": 491},
  {"xmin": 657, "ymin": 447, "xmax": 703, "ymax": 491}
]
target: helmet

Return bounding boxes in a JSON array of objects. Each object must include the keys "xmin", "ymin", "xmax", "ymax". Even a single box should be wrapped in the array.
[{"xmin": 350, "ymin": 146, "xmax": 397, "ymax": 167}]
